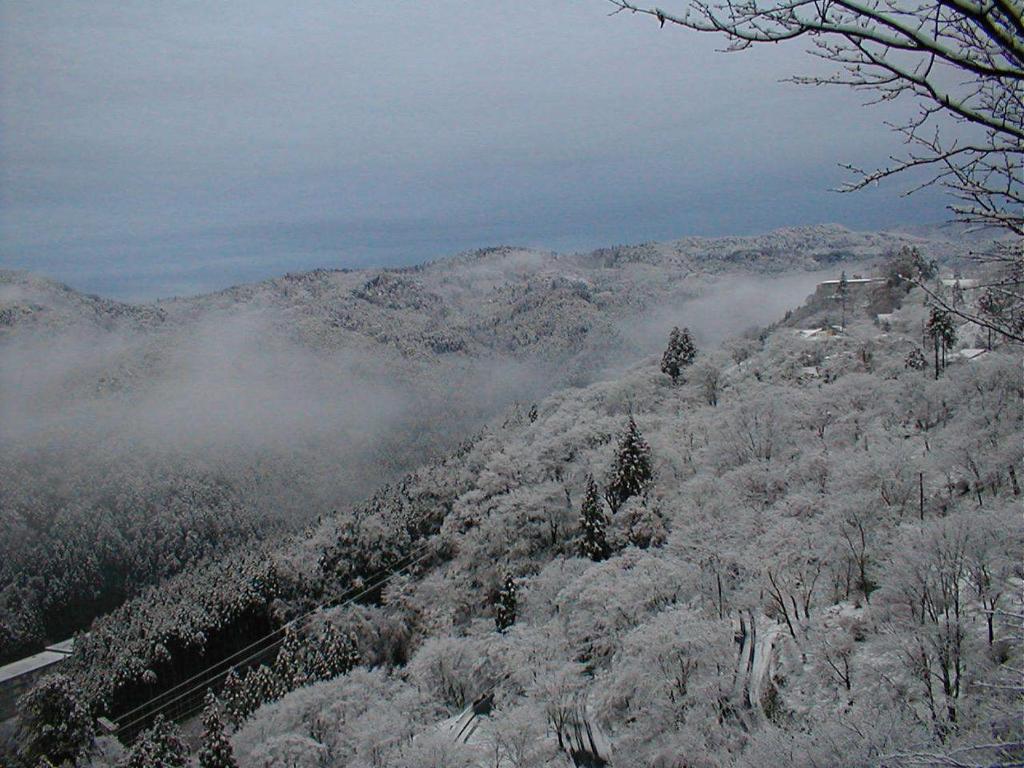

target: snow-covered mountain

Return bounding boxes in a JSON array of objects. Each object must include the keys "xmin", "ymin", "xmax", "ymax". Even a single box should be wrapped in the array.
[
  {"xmin": 0, "ymin": 224, "xmax": 974, "ymax": 667},
  {"xmin": 0, "ymin": 224, "xmax": 970, "ymax": 351},
  {"xmin": 37, "ymin": 249, "xmax": 1021, "ymax": 768}
]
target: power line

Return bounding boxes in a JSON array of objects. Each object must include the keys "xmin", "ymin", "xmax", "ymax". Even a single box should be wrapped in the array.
[
  {"xmin": 113, "ymin": 541, "xmax": 432, "ymax": 725},
  {"xmin": 112, "ymin": 544, "xmax": 434, "ymax": 737},
  {"xmin": 114, "ymin": 545, "xmax": 433, "ymax": 736}
]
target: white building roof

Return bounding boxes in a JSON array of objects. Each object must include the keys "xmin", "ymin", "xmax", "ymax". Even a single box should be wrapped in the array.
[
  {"xmin": 819, "ymin": 277, "xmax": 884, "ymax": 285},
  {"xmin": 0, "ymin": 637, "xmax": 74, "ymax": 684},
  {"xmin": 0, "ymin": 650, "xmax": 66, "ymax": 685},
  {"xmin": 942, "ymin": 278, "xmax": 980, "ymax": 288},
  {"xmin": 957, "ymin": 348, "xmax": 988, "ymax": 361},
  {"xmin": 46, "ymin": 639, "xmax": 75, "ymax": 655}
]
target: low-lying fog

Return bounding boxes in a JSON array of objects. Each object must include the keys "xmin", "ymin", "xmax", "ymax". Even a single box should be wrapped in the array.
[
  {"xmin": 0, "ymin": 264, "xmax": 850, "ymax": 653},
  {"xmin": 617, "ymin": 268, "xmax": 843, "ymax": 358},
  {"xmin": 2, "ymin": 269, "xmax": 839, "ymax": 529},
  {"xmin": 1, "ymin": 314, "xmax": 554, "ymax": 526}
]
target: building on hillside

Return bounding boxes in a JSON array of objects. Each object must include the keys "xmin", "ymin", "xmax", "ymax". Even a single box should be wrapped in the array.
[
  {"xmin": 814, "ymin": 276, "xmax": 885, "ymax": 294},
  {"xmin": 953, "ymin": 347, "xmax": 988, "ymax": 363},
  {"xmin": 0, "ymin": 639, "xmax": 75, "ymax": 720},
  {"xmin": 813, "ymin": 276, "xmax": 894, "ymax": 318},
  {"xmin": 796, "ymin": 326, "xmax": 841, "ymax": 340},
  {"xmin": 941, "ymin": 277, "xmax": 980, "ymax": 289}
]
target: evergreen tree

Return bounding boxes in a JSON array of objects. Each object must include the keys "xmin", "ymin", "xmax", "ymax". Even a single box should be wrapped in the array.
[
  {"xmin": 885, "ymin": 245, "xmax": 937, "ymax": 290},
  {"xmin": 926, "ymin": 305, "xmax": 957, "ymax": 379},
  {"xmin": 951, "ymin": 278, "xmax": 965, "ymax": 308},
  {"xmin": 578, "ymin": 475, "xmax": 611, "ymax": 561},
  {"xmin": 309, "ymin": 625, "xmax": 336, "ymax": 681},
  {"xmin": 273, "ymin": 625, "xmax": 307, "ymax": 691},
  {"xmin": 605, "ymin": 416, "xmax": 653, "ymax": 512},
  {"xmin": 16, "ymin": 674, "xmax": 94, "ymax": 767},
  {"xmin": 220, "ymin": 668, "xmax": 247, "ymax": 726},
  {"xmin": 242, "ymin": 664, "xmax": 280, "ymax": 714},
  {"xmin": 494, "ymin": 573, "xmax": 518, "ymax": 632},
  {"xmin": 197, "ymin": 691, "xmax": 238, "ymax": 768},
  {"xmin": 311, "ymin": 623, "xmax": 360, "ymax": 681},
  {"xmin": 118, "ymin": 715, "xmax": 188, "ymax": 768},
  {"xmin": 904, "ymin": 346, "xmax": 928, "ymax": 371},
  {"xmin": 660, "ymin": 326, "xmax": 697, "ymax": 383},
  {"xmin": 837, "ymin": 271, "xmax": 850, "ymax": 330},
  {"xmin": 342, "ymin": 630, "xmax": 361, "ymax": 674}
]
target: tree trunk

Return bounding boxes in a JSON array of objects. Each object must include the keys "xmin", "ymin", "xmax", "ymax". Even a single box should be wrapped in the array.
[
  {"xmin": 716, "ymin": 571, "xmax": 724, "ymax": 620},
  {"xmin": 919, "ymin": 472, "xmax": 925, "ymax": 521}
]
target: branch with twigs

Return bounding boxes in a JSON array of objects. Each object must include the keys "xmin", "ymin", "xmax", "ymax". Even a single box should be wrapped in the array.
[{"xmin": 605, "ymin": 0, "xmax": 1024, "ymax": 234}]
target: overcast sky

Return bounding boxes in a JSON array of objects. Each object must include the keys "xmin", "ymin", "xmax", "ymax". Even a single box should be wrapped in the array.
[{"xmin": 0, "ymin": 1, "xmax": 947, "ymax": 299}]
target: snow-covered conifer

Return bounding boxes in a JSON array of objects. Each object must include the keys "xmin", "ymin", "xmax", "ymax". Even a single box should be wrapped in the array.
[
  {"xmin": 220, "ymin": 668, "xmax": 247, "ymax": 726},
  {"xmin": 342, "ymin": 631, "xmax": 361, "ymax": 674},
  {"xmin": 312, "ymin": 623, "xmax": 360, "ymax": 681},
  {"xmin": 578, "ymin": 475, "xmax": 611, "ymax": 561},
  {"xmin": 16, "ymin": 674, "xmax": 94, "ymax": 766},
  {"xmin": 118, "ymin": 715, "xmax": 188, "ymax": 768},
  {"xmin": 904, "ymin": 346, "xmax": 927, "ymax": 371},
  {"xmin": 495, "ymin": 573, "xmax": 518, "ymax": 631},
  {"xmin": 273, "ymin": 625, "xmax": 308, "ymax": 690},
  {"xmin": 660, "ymin": 326, "xmax": 697, "ymax": 383},
  {"xmin": 926, "ymin": 305, "xmax": 957, "ymax": 378},
  {"xmin": 243, "ymin": 664, "xmax": 281, "ymax": 713},
  {"xmin": 605, "ymin": 416, "xmax": 653, "ymax": 512},
  {"xmin": 197, "ymin": 690, "xmax": 238, "ymax": 768}
]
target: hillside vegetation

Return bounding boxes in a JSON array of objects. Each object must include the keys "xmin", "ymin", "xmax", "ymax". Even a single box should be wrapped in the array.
[
  {"xmin": 0, "ymin": 226, "xmax": 969, "ymax": 664},
  {"xmin": 14, "ymin": 249, "xmax": 1020, "ymax": 768}
]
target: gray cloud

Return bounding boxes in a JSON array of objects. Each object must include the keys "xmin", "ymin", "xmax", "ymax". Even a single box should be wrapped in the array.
[{"xmin": 1, "ymin": 0, "xmax": 946, "ymax": 299}]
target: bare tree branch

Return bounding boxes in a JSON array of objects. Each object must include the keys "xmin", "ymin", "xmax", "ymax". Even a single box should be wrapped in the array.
[{"xmin": 605, "ymin": 0, "xmax": 1024, "ymax": 234}]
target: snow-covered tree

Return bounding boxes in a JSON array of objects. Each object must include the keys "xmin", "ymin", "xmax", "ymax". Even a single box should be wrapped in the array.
[
  {"xmin": 312, "ymin": 623, "xmax": 360, "ymax": 682},
  {"xmin": 274, "ymin": 625, "xmax": 308, "ymax": 690},
  {"xmin": 660, "ymin": 326, "xmax": 697, "ymax": 383},
  {"xmin": 16, "ymin": 673, "xmax": 94, "ymax": 766},
  {"xmin": 613, "ymin": 496, "xmax": 667, "ymax": 550},
  {"xmin": 838, "ymin": 271, "xmax": 850, "ymax": 330},
  {"xmin": 198, "ymin": 690, "xmax": 238, "ymax": 768},
  {"xmin": 247, "ymin": 734, "xmax": 330, "ymax": 768},
  {"xmin": 926, "ymin": 306, "xmax": 957, "ymax": 378},
  {"xmin": 904, "ymin": 346, "xmax": 927, "ymax": 371},
  {"xmin": 605, "ymin": 416, "xmax": 653, "ymax": 512},
  {"xmin": 243, "ymin": 664, "xmax": 281, "ymax": 714},
  {"xmin": 221, "ymin": 668, "xmax": 247, "ymax": 726},
  {"xmin": 883, "ymin": 520, "xmax": 974, "ymax": 739},
  {"xmin": 119, "ymin": 715, "xmax": 188, "ymax": 768},
  {"xmin": 495, "ymin": 572, "xmax": 518, "ymax": 632},
  {"xmin": 578, "ymin": 475, "xmax": 611, "ymax": 561},
  {"xmin": 884, "ymin": 246, "xmax": 938, "ymax": 291}
]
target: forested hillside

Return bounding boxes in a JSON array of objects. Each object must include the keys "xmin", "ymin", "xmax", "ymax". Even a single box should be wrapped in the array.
[
  {"xmin": 10, "ymin": 248, "xmax": 1020, "ymax": 767},
  {"xmin": 0, "ymin": 226, "xmax": 969, "ymax": 665}
]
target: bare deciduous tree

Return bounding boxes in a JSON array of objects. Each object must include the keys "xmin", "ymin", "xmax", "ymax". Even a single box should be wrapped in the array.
[
  {"xmin": 915, "ymin": 238, "xmax": 1024, "ymax": 344},
  {"xmin": 606, "ymin": 0, "xmax": 1024, "ymax": 235}
]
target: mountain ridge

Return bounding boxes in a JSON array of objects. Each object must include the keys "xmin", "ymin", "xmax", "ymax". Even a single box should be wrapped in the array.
[{"xmin": 0, "ymin": 222, "xmax": 981, "ymax": 671}]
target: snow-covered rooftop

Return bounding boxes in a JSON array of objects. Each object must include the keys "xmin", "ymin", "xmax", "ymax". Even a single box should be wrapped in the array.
[
  {"xmin": 797, "ymin": 327, "xmax": 840, "ymax": 339},
  {"xmin": 956, "ymin": 348, "xmax": 988, "ymax": 362},
  {"xmin": 819, "ymin": 277, "xmax": 884, "ymax": 285},
  {"xmin": 0, "ymin": 650, "xmax": 66, "ymax": 685},
  {"xmin": 0, "ymin": 637, "xmax": 74, "ymax": 684},
  {"xmin": 942, "ymin": 278, "xmax": 980, "ymax": 288},
  {"xmin": 46, "ymin": 639, "xmax": 75, "ymax": 655}
]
